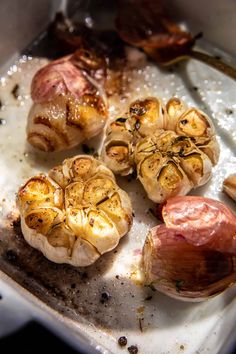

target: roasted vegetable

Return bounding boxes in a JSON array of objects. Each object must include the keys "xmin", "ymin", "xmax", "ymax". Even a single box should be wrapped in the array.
[
  {"xmin": 116, "ymin": 0, "xmax": 236, "ymax": 80},
  {"xmin": 142, "ymin": 196, "xmax": 236, "ymax": 301},
  {"xmin": 223, "ymin": 173, "xmax": 236, "ymax": 202},
  {"xmin": 102, "ymin": 97, "xmax": 219, "ymax": 202},
  {"xmin": 27, "ymin": 51, "xmax": 107, "ymax": 152},
  {"xmin": 17, "ymin": 155, "xmax": 133, "ymax": 266}
]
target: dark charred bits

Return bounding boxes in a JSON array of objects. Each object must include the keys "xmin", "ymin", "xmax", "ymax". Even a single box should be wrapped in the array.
[
  {"xmin": 135, "ymin": 120, "xmax": 141, "ymax": 130},
  {"xmin": 0, "ymin": 118, "xmax": 6, "ymax": 125},
  {"xmin": 128, "ymin": 345, "xmax": 139, "ymax": 354},
  {"xmin": 118, "ymin": 336, "xmax": 127, "ymax": 347},
  {"xmin": 82, "ymin": 144, "xmax": 95, "ymax": 155},
  {"xmin": 5, "ymin": 249, "xmax": 18, "ymax": 263},
  {"xmin": 100, "ymin": 291, "xmax": 111, "ymax": 304},
  {"xmin": 89, "ymin": 218, "xmax": 95, "ymax": 227},
  {"xmin": 70, "ymin": 283, "xmax": 76, "ymax": 289},
  {"xmin": 0, "ymin": 99, "xmax": 2, "ymax": 109},
  {"xmin": 132, "ymin": 212, "xmax": 135, "ymax": 217},
  {"xmin": 11, "ymin": 84, "xmax": 20, "ymax": 99},
  {"xmin": 225, "ymin": 108, "xmax": 233, "ymax": 115},
  {"xmin": 0, "ymin": 293, "xmax": 2, "ymax": 300},
  {"xmin": 192, "ymin": 86, "xmax": 198, "ymax": 91},
  {"xmin": 130, "ymin": 105, "xmax": 146, "ymax": 116},
  {"xmin": 214, "ymin": 55, "xmax": 222, "ymax": 60},
  {"xmin": 116, "ymin": 117, "xmax": 127, "ymax": 123},
  {"xmin": 145, "ymin": 295, "xmax": 153, "ymax": 301}
]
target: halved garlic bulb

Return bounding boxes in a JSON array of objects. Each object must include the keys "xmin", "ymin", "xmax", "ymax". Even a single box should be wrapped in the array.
[
  {"xmin": 27, "ymin": 52, "xmax": 108, "ymax": 152},
  {"xmin": 223, "ymin": 173, "xmax": 236, "ymax": 202},
  {"xmin": 17, "ymin": 155, "xmax": 133, "ymax": 266},
  {"xmin": 102, "ymin": 97, "xmax": 219, "ymax": 202},
  {"xmin": 142, "ymin": 196, "xmax": 236, "ymax": 301}
]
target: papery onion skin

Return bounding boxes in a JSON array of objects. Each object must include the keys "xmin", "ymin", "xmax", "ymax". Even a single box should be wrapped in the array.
[
  {"xmin": 17, "ymin": 155, "xmax": 133, "ymax": 266},
  {"xmin": 27, "ymin": 52, "xmax": 108, "ymax": 152},
  {"xmin": 142, "ymin": 196, "xmax": 236, "ymax": 301},
  {"xmin": 102, "ymin": 97, "xmax": 219, "ymax": 203},
  {"xmin": 223, "ymin": 173, "xmax": 236, "ymax": 202}
]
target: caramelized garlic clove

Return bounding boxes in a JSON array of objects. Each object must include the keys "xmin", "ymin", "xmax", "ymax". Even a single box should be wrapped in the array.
[
  {"xmin": 102, "ymin": 142, "xmax": 133, "ymax": 175},
  {"xmin": 196, "ymin": 136, "xmax": 220, "ymax": 165},
  {"xmin": 24, "ymin": 207, "xmax": 64, "ymax": 235},
  {"xmin": 97, "ymin": 191, "xmax": 132, "ymax": 236},
  {"xmin": 176, "ymin": 108, "xmax": 214, "ymax": 139},
  {"xmin": 129, "ymin": 97, "xmax": 166, "ymax": 136},
  {"xmin": 179, "ymin": 152, "xmax": 212, "ymax": 187},
  {"xmin": 18, "ymin": 175, "xmax": 63, "ymax": 211},
  {"xmin": 223, "ymin": 173, "xmax": 236, "ymax": 202},
  {"xmin": 65, "ymin": 181, "xmax": 85, "ymax": 208},
  {"xmin": 166, "ymin": 97, "xmax": 187, "ymax": 130},
  {"xmin": 83, "ymin": 177, "xmax": 116, "ymax": 205}
]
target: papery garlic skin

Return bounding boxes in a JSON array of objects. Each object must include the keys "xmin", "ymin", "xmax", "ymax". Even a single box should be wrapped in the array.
[
  {"xmin": 27, "ymin": 53, "xmax": 108, "ymax": 152},
  {"xmin": 102, "ymin": 97, "xmax": 219, "ymax": 202},
  {"xmin": 223, "ymin": 173, "xmax": 236, "ymax": 202},
  {"xmin": 17, "ymin": 155, "xmax": 133, "ymax": 266},
  {"xmin": 142, "ymin": 196, "xmax": 236, "ymax": 301}
]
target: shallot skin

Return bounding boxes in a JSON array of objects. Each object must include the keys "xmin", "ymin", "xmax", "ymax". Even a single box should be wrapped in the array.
[
  {"xmin": 27, "ymin": 52, "xmax": 107, "ymax": 152},
  {"xmin": 143, "ymin": 196, "xmax": 236, "ymax": 301}
]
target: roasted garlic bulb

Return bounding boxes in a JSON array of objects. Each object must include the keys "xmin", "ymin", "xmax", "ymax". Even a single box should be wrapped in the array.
[
  {"xmin": 27, "ymin": 50, "xmax": 108, "ymax": 152},
  {"xmin": 17, "ymin": 155, "xmax": 133, "ymax": 266},
  {"xmin": 223, "ymin": 173, "xmax": 236, "ymax": 202},
  {"xmin": 102, "ymin": 97, "xmax": 220, "ymax": 202},
  {"xmin": 142, "ymin": 196, "xmax": 236, "ymax": 301}
]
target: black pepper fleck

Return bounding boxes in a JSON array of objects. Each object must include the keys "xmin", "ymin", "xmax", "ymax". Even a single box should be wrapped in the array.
[
  {"xmin": 118, "ymin": 336, "xmax": 127, "ymax": 347},
  {"xmin": 116, "ymin": 117, "xmax": 127, "ymax": 123},
  {"xmin": 192, "ymin": 86, "xmax": 198, "ymax": 91},
  {"xmin": 225, "ymin": 108, "xmax": 233, "ymax": 115},
  {"xmin": 128, "ymin": 345, "xmax": 138, "ymax": 354},
  {"xmin": 135, "ymin": 120, "xmax": 141, "ymax": 130},
  {"xmin": 0, "ymin": 118, "xmax": 6, "ymax": 125},
  {"xmin": 100, "ymin": 291, "xmax": 111, "ymax": 304},
  {"xmin": 145, "ymin": 295, "xmax": 153, "ymax": 301}
]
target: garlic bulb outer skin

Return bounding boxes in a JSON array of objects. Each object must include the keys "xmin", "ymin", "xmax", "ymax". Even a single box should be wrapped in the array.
[
  {"xmin": 27, "ymin": 53, "xmax": 108, "ymax": 152},
  {"xmin": 223, "ymin": 173, "xmax": 236, "ymax": 202}
]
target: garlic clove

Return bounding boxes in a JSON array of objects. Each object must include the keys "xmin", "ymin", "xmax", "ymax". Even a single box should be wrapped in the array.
[
  {"xmin": 97, "ymin": 191, "xmax": 132, "ymax": 236},
  {"xmin": 83, "ymin": 176, "xmax": 116, "ymax": 205},
  {"xmin": 24, "ymin": 207, "xmax": 64, "ymax": 235},
  {"xmin": 179, "ymin": 152, "xmax": 212, "ymax": 187},
  {"xmin": 166, "ymin": 97, "xmax": 187, "ymax": 130},
  {"xmin": 223, "ymin": 173, "xmax": 236, "ymax": 202},
  {"xmin": 129, "ymin": 97, "xmax": 166, "ymax": 136},
  {"xmin": 176, "ymin": 108, "xmax": 214, "ymax": 140}
]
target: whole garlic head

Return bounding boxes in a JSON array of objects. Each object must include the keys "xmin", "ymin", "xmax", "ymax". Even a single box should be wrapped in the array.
[
  {"xmin": 223, "ymin": 173, "xmax": 236, "ymax": 202},
  {"xmin": 27, "ymin": 52, "xmax": 108, "ymax": 152},
  {"xmin": 102, "ymin": 97, "xmax": 220, "ymax": 203},
  {"xmin": 17, "ymin": 155, "xmax": 133, "ymax": 266}
]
